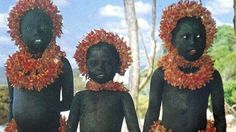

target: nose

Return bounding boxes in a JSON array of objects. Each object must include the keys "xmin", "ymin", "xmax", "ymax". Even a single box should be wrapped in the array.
[
  {"xmin": 96, "ymin": 61, "xmax": 104, "ymax": 71},
  {"xmin": 189, "ymin": 36, "xmax": 195, "ymax": 46}
]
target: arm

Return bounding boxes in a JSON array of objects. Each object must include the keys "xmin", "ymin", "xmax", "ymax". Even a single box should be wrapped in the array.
[
  {"xmin": 143, "ymin": 68, "xmax": 164, "ymax": 132},
  {"xmin": 7, "ymin": 78, "xmax": 14, "ymax": 121},
  {"xmin": 59, "ymin": 58, "xmax": 74, "ymax": 111},
  {"xmin": 210, "ymin": 70, "xmax": 226, "ymax": 132},
  {"xmin": 122, "ymin": 92, "xmax": 141, "ymax": 132},
  {"xmin": 66, "ymin": 92, "xmax": 81, "ymax": 132}
]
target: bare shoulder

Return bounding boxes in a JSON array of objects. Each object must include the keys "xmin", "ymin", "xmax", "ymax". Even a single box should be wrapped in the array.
[
  {"xmin": 152, "ymin": 67, "xmax": 164, "ymax": 80},
  {"xmin": 118, "ymin": 92, "xmax": 134, "ymax": 102},
  {"xmin": 212, "ymin": 69, "xmax": 221, "ymax": 79},
  {"xmin": 61, "ymin": 57, "xmax": 72, "ymax": 68}
]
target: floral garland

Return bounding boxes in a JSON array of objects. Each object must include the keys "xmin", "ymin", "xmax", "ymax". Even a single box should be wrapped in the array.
[
  {"xmin": 8, "ymin": 0, "xmax": 62, "ymax": 51},
  {"xmin": 159, "ymin": 0, "xmax": 216, "ymax": 52},
  {"xmin": 149, "ymin": 120, "xmax": 216, "ymax": 132},
  {"xmin": 5, "ymin": 43, "xmax": 65, "ymax": 91},
  {"xmin": 158, "ymin": 51, "xmax": 214, "ymax": 90},
  {"xmin": 74, "ymin": 29, "xmax": 132, "ymax": 78},
  {"xmin": 86, "ymin": 80, "xmax": 128, "ymax": 92},
  {"xmin": 149, "ymin": 121, "xmax": 172, "ymax": 132},
  {"xmin": 5, "ymin": 116, "xmax": 67, "ymax": 132}
]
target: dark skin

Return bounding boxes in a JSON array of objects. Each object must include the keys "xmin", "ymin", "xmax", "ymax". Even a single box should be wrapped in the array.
[
  {"xmin": 8, "ymin": 9, "xmax": 74, "ymax": 132},
  {"xmin": 143, "ymin": 17, "xmax": 226, "ymax": 132},
  {"xmin": 67, "ymin": 43, "xmax": 141, "ymax": 132}
]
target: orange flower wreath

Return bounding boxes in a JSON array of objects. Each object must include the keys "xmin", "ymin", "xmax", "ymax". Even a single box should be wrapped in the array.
[
  {"xmin": 74, "ymin": 29, "xmax": 132, "ymax": 91},
  {"xmin": 158, "ymin": 0, "xmax": 216, "ymax": 90},
  {"xmin": 6, "ymin": 42, "xmax": 65, "ymax": 91},
  {"xmin": 5, "ymin": 0, "xmax": 65, "ymax": 91},
  {"xmin": 149, "ymin": 120, "xmax": 216, "ymax": 132},
  {"xmin": 74, "ymin": 29, "xmax": 132, "ymax": 77},
  {"xmin": 158, "ymin": 50, "xmax": 214, "ymax": 90},
  {"xmin": 5, "ymin": 116, "xmax": 67, "ymax": 132}
]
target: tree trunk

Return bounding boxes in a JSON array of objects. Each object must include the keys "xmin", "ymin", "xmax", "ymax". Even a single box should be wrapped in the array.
[
  {"xmin": 199, "ymin": 0, "xmax": 202, "ymax": 5},
  {"xmin": 234, "ymin": 0, "xmax": 236, "ymax": 34},
  {"xmin": 123, "ymin": 0, "xmax": 140, "ymax": 107},
  {"xmin": 139, "ymin": 0, "xmax": 157, "ymax": 91}
]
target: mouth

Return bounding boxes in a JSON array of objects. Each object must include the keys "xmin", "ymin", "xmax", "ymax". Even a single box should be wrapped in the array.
[
  {"xmin": 96, "ymin": 74, "xmax": 105, "ymax": 79},
  {"xmin": 34, "ymin": 39, "xmax": 42, "ymax": 45},
  {"xmin": 188, "ymin": 49, "xmax": 197, "ymax": 55}
]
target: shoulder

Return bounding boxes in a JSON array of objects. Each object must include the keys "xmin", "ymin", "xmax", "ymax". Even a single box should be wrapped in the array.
[
  {"xmin": 152, "ymin": 67, "xmax": 164, "ymax": 80},
  {"xmin": 61, "ymin": 57, "xmax": 72, "ymax": 71},
  {"xmin": 119, "ymin": 92, "xmax": 134, "ymax": 102},
  {"xmin": 212, "ymin": 69, "xmax": 222, "ymax": 81},
  {"xmin": 61, "ymin": 57, "xmax": 71, "ymax": 66},
  {"xmin": 73, "ymin": 90, "xmax": 88, "ymax": 101}
]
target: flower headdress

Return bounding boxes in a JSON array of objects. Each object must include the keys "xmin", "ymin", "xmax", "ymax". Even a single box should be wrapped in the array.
[
  {"xmin": 160, "ymin": 0, "xmax": 216, "ymax": 52},
  {"xmin": 74, "ymin": 29, "xmax": 132, "ymax": 77},
  {"xmin": 8, "ymin": 0, "xmax": 62, "ymax": 50}
]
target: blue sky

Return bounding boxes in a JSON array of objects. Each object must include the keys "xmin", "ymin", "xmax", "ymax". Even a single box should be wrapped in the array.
[{"xmin": 0, "ymin": 0, "xmax": 234, "ymax": 68}]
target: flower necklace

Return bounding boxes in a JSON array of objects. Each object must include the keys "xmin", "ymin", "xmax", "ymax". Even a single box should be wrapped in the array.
[
  {"xmin": 5, "ymin": 43, "xmax": 65, "ymax": 91},
  {"xmin": 86, "ymin": 80, "xmax": 128, "ymax": 92},
  {"xmin": 158, "ymin": 51, "xmax": 214, "ymax": 90}
]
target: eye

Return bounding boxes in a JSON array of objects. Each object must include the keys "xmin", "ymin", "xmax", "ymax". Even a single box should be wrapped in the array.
[
  {"xmin": 196, "ymin": 34, "xmax": 201, "ymax": 39},
  {"xmin": 183, "ymin": 35, "xmax": 188, "ymax": 39},
  {"xmin": 88, "ymin": 60, "xmax": 98, "ymax": 67}
]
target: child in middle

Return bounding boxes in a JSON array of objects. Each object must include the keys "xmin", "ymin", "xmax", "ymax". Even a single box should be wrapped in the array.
[{"xmin": 67, "ymin": 29, "xmax": 141, "ymax": 132}]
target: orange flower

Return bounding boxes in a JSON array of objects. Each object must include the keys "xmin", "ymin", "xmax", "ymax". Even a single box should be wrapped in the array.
[
  {"xmin": 59, "ymin": 116, "xmax": 67, "ymax": 132},
  {"xmin": 74, "ymin": 29, "xmax": 132, "ymax": 77},
  {"xmin": 149, "ymin": 121, "xmax": 172, "ymax": 132},
  {"xmin": 5, "ymin": 42, "xmax": 65, "ymax": 91},
  {"xmin": 149, "ymin": 120, "xmax": 215, "ymax": 132},
  {"xmin": 4, "ymin": 119, "xmax": 18, "ymax": 132},
  {"xmin": 86, "ymin": 80, "xmax": 128, "ymax": 92},
  {"xmin": 160, "ymin": 0, "xmax": 216, "ymax": 52},
  {"xmin": 158, "ymin": 50, "xmax": 214, "ymax": 90}
]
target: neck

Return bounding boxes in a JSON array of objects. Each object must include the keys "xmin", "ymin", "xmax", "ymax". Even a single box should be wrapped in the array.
[
  {"xmin": 30, "ymin": 52, "xmax": 43, "ymax": 59},
  {"xmin": 178, "ymin": 66, "xmax": 199, "ymax": 73}
]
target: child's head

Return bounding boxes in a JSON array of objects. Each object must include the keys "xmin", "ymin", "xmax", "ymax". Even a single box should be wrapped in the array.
[
  {"xmin": 74, "ymin": 29, "xmax": 132, "ymax": 83},
  {"xmin": 19, "ymin": 9, "xmax": 53, "ymax": 54},
  {"xmin": 159, "ymin": 0, "xmax": 216, "ymax": 61},
  {"xmin": 171, "ymin": 17, "xmax": 206, "ymax": 61},
  {"xmin": 86, "ymin": 42, "xmax": 120, "ymax": 83},
  {"xmin": 8, "ymin": 0, "xmax": 62, "ymax": 52}
]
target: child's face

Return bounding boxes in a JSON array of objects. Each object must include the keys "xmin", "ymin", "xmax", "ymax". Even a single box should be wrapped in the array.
[
  {"xmin": 20, "ymin": 9, "xmax": 53, "ymax": 55},
  {"xmin": 86, "ymin": 44, "xmax": 120, "ymax": 83},
  {"xmin": 171, "ymin": 17, "xmax": 206, "ymax": 61}
]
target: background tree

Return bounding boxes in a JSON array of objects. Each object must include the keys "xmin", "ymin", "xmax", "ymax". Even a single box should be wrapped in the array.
[
  {"xmin": 123, "ymin": 0, "xmax": 140, "ymax": 107},
  {"xmin": 123, "ymin": 0, "xmax": 157, "ymax": 112}
]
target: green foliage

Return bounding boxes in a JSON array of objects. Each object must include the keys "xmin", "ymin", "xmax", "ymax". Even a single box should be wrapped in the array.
[
  {"xmin": 224, "ymin": 80, "xmax": 236, "ymax": 106},
  {"xmin": 208, "ymin": 25, "xmax": 236, "ymax": 106},
  {"xmin": 0, "ymin": 85, "xmax": 9, "ymax": 124},
  {"xmin": 137, "ymin": 93, "xmax": 149, "ymax": 118},
  {"xmin": 73, "ymin": 69, "xmax": 86, "ymax": 92}
]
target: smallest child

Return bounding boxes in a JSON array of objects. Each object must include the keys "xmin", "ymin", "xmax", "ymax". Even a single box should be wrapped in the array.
[{"xmin": 67, "ymin": 29, "xmax": 141, "ymax": 132}]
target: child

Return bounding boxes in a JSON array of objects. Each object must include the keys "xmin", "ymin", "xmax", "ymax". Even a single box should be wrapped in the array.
[
  {"xmin": 5, "ymin": 0, "xmax": 73, "ymax": 131},
  {"xmin": 67, "ymin": 29, "xmax": 140, "ymax": 132},
  {"xmin": 143, "ymin": 1, "xmax": 226, "ymax": 132}
]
